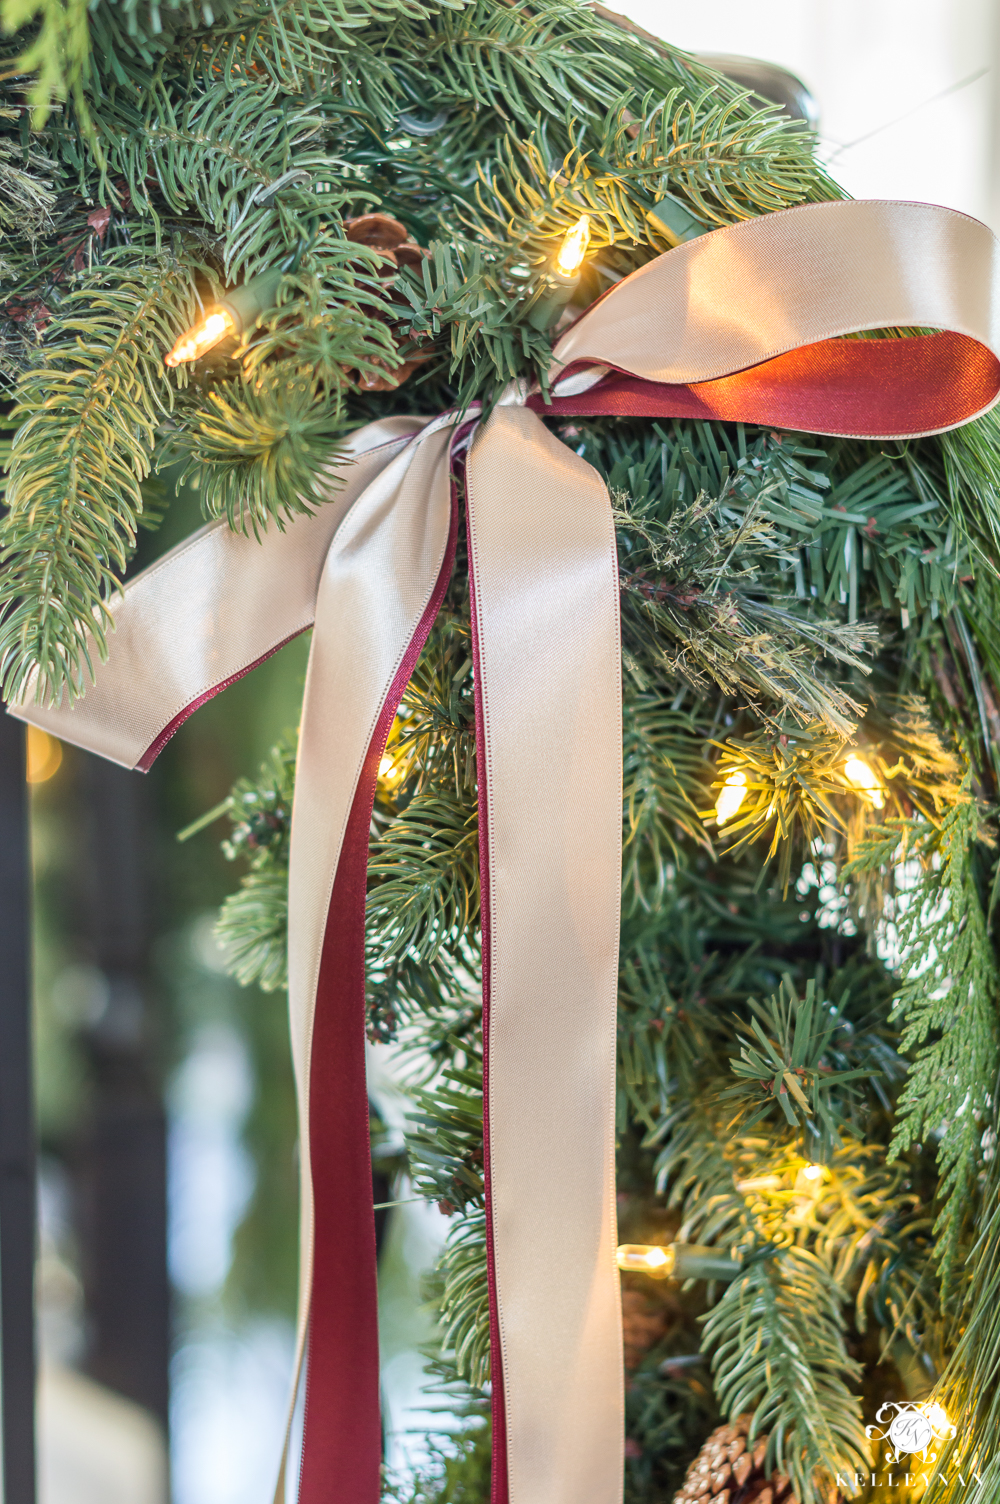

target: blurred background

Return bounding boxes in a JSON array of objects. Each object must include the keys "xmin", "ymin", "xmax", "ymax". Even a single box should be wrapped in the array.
[{"xmin": 22, "ymin": 5, "xmax": 1000, "ymax": 1503}]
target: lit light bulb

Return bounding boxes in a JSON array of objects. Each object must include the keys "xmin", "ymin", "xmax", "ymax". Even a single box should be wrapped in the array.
[
  {"xmin": 165, "ymin": 308, "xmax": 237, "ymax": 367},
  {"xmin": 616, "ymin": 1244, "xmax": 674, "ymax": 1278},
  {"xmin": 556, "ymin": 215, "xmax": 591, "ymax": 277},
  {"xmin": 617, "ymin": 1242, "xmax": 743, "ymax": 1282},
  {"xmin": 921, "ymin": 1401, "xmax": 951, "ymax": 1435},
  {"xmin": 378, "ymin": 755, "xmax": 395, "ymax": 778},
  {"xmin": 25, "ymin": 725, "xmax": 62, "ymax": 785},
  {"xmin": 715, "ymin": 770, "xmax": 748, "ymax": 827},
  {"xmin": 802, "ymin": 1163, "xmax": 823, "ymax": 1181},
  {"xmin": 844, "ymin": 754, "xmax": 884, "ymax": 809}
]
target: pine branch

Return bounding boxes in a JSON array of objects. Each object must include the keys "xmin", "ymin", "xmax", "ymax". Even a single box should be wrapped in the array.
[
  {"xmin": 407, "ymin": 1063, "xmax": 485, "ymax": 1215},
  {"xmin": 621, "ymin": 693, "xmax": 713, "ymax": 916},
  {"xmin": 0, "ymin": 252, "xmax": 199, "ymax": 704},
  {"xmin": 366, "ymin": 790, "xmax": 480, "ymax": 966},
  {"xmin": 474, "ymin": 88, "xmax": 836, "ymax": 273},
  {"xmin": 435, "ymin": 1208, "xmax": 491, "ymax": 1390},
  {"xmin": 723, "ymin": 978, "xmax": 871, "ymax": 1155},
  {"xmin": 613, "ymin": 483, "xmax": 876, "ymax": 736},
  {"xmin": 161, "ymin": 363, "xmax": 349, "ymax": 534},
  {"xmin": 703, "ymin": 1247, "xmax": 867, "ymax": 1504},
  {"xmin": 706, "ymin": 709, "xmax": 971, "ymax": 896},
  {"xmin": 0, "ymin": 0, "xmax": 92, "ymax": 132},
  {"xmin": 212, "ymin": 733, "xmax": 295, "ymax": 989},
  {"xmin": 846, "ymin": 802, "xmax": 1000, "ymax": 1282}
]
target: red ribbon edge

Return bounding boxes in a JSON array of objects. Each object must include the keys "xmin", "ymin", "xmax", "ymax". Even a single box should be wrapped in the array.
[
  {"xmin": 466, "ymin": 478, "xmax": 510, "ymax": 1504},
  {"xmin": 532, "ymin": 331, "xmax": 1000, "ymax": 438},
  {"xmin": 297, "ymin": 484, "xmax": 459, "ymax": 1504}
]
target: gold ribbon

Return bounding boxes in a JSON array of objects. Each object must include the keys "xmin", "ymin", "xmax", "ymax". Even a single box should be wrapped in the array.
[{"xmin": 11, "ymin": 199, "xmax": 1000, "ymax": 1504}]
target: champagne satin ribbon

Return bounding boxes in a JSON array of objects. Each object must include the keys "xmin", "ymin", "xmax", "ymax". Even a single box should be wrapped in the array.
[{"xmin": 10, "ymin": 199, "xmax": 1000, "ymax": 1504}]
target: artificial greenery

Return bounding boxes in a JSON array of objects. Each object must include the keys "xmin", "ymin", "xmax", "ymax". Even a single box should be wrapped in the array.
[{"xmin": 5, "ymin": 2, "xmax": 1000, "ymax": 1501}]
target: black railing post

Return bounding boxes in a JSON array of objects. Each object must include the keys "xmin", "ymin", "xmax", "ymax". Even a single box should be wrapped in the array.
[{"xmin": 0, "ymin": 712, "xmax": 37, "ymax": 1504}]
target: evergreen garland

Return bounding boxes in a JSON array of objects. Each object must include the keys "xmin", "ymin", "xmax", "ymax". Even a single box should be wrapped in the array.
[{"xmin": 4, "ymin": 3, "xmax": 1000, "ymax": 1501}]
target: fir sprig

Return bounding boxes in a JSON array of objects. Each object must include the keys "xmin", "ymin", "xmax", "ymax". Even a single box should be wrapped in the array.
[
  {"xmin": 0, "ymin": 252, "xmax": 199, "ymax": 704},
  {"xmin": 703, "ymin": 1247, "xmax": 867, "ymax": 1504},
  {"xmin": 847, "ymin": 803, "xmax": 1000, "ymax": 1281}
]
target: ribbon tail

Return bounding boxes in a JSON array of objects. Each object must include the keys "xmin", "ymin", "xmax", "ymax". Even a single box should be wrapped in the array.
[
  {"xmin": 286, "ymin": 416, "xmax": 457, "ymax": 1504},
  {"xmin": 6, "ymin": 419, "xmax": 426, "ymax": 766},
  {"xmin": 466, "ymin": 405, "xmax": 624, "ymax": 1504}
]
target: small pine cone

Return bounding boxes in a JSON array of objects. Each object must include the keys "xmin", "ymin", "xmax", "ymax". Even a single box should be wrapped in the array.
[
  {"xmin": 342, "ymin": 213, "xmax": 433, "ymax": 390},
  {"xmin": 671, "ymin": 1415, "xmax": 845, "ymax": 1504}
]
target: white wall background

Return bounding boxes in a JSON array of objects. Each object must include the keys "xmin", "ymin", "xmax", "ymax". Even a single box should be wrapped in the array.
[{"xmin": 616, "ymin": 0, "xmax": 1000, "ymax": 231}]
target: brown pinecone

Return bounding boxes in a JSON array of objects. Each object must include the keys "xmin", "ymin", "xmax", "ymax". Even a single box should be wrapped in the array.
[
  {"xmin": 671, "ymin": 1414, "xmax": 841, "ymax": 1504},
  {"xmin": 342, "ymin": 213, "xmax": 433, "ymax": 391}
]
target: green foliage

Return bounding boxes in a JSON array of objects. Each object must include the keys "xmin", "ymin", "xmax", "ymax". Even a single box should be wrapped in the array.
[
  {"xmin": 724, "ymin": 978, "xmax": 871, "ymax": 1155},
  {"xmin": 621, "ymin": 693, "xmax": 712, "ymax": 913},
  {"xmin": 434, "ymin": 1207, "xmax": 490, "ymax": 1389},
  {"xmin": 623, "ymin": 1341, "xmax": 720, "ymax": 1504},
  {"xmin": 383, "ymin": 1414, "xmax": 492, "ymax": 1504},
  {"xmin": 847, "ymin": 801, "xmax": 1000, "ymax": 1281},
  {"xmin": 396, "ymin": 238, "xmax": 556, "ymax": 407},
  {"xmin": 703, "ymin": 1247, "xmax": 867, "ymax": 1504},
  {"xmin": 214, "ymin": 735, "xmax": 295, "ymax": 991},
  {"xmin": 161, "ymin": 364, "xmax": 348, "ymax": 534},
  {"xmin": 1, "ymin": 0, "xmax": 91, "ymax": 131},
  {"xmin": 367, "ymin": 791, "xmax": 479, "ymax": 965},
  {"xmin": 709, "ymin": 702, "xmax": 972, "ymax": 894},
  {"xmin": 0, "ymin": 253, "xmax": 199, "ymax": 704},
  {"xmin": 407, "ymin": 1063, "xmax": 484, "ymax": 1215},
  {"xmin": 613, "ymin": 482, "xmax": 874, "ymax": 737},
  {"xmin": 476, "ymin": 88, "xmax": 838, "ymax": 270},
  {"xmin": 11, "ymin": 0, "xmax": 1000, "ymax": 1495}
]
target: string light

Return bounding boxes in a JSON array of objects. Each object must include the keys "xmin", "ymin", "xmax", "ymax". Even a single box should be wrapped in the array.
[
  {"xmin": 617, "ymin": 1244, "xmax": 672, "ymax": 1276},
  {"xmin": 616, "ymin": 1243, "xmax": 742, "ymax": 1282},
  {"xmin": 526, "ymin": 215, "xmax": 592, "ymax": 331},
  {"xmin": 793, "ymin": 1162, "xmax": 826, "ymax": 1197},
  {"xmin": 25, "ymin": 725, "xmax": 62, "ymax": 784},
  {"xmin": 714, "ymin": 770, "xmax": 748, "ymax": 827},
  {"xmin": 165, "ymin": 309, "xmax": 236, "ymax": 367},
  {"xmin": 164, "ymin": 266, "xmax": 284, "ymax": 368},
  {"xmin": 843, "ymin": 754, "xmax": 884, "ymax": 808},
  {"xmin": 555, "ymin": 215, "xmax": 591, "ymax": 277},
  {"xmin": 378, "ymin": 755, "xmax": 395, "ymax": 778},
  {"xmin": 921, "ymin": 1401, "xmax": 951, "ymax": 1435}
]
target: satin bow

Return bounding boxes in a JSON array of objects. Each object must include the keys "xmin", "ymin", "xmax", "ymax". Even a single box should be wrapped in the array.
[{"xmin": 12, "ymin": 198, "xmax": 1000, "ymax": 1504}]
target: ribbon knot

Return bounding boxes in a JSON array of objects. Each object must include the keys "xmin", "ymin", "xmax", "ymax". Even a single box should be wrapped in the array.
[{"xmin": 12, "ymin": 198, "xmax": 1000, "ymax": 1504}]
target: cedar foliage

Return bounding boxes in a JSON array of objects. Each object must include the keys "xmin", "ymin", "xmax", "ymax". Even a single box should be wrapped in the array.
[{"xmin": 4, "ymin": 4, "xmax": 1000, "ymax": 1503}]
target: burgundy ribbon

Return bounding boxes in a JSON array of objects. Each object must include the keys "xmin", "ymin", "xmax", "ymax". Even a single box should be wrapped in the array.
[
  {"xmin": 294, "ymin": 318, "xmax": 1000, "ymax": 1500},
  {"xmin": 534, "ymin": 331, "xmax": 1000, "ymax": 437}
]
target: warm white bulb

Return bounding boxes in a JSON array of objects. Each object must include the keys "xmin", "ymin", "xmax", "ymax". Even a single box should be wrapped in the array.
[
  {"xmin": 802, "ymin": 1164, "xmax": 823, "ymax": 1181},
  {"xmin": 378, "ymin": 755, "xmax": 394, "ymax": 778},
  {"xmin": 556, "ymin": 215, "xmax": 591, "ymax": 276},
  {"xmin": 165, "ymin": 308, "xmax": 236, "ymax": 367},
  {"xmin": 922, "ymin": 1401, "xmax": 950, "ymax": 1435},
  {"xmin": 844, "ymin": 754, "xmax": 884, "ymax": 809},
  {"xmin": 715, "ymin": 770, "xmax": 748, "ymax": 827},
  {"xmin": 616, "ymin": 1243, "xmax": 674, "ymax": 1277}
]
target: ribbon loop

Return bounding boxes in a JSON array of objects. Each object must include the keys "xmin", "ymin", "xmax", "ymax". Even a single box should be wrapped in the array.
[
  {"xmin": 9, "ymin": 196, "xmax": 1000, "ymax": 1504},
  {"xmin": 547, "ymin": 200, "xmax": 1000, "ymax": 438}
]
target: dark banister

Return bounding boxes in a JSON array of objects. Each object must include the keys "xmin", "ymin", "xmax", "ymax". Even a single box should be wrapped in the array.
[{"xmin": 0, "ymin": 712, "xmax": 37, "ymax": 1504}]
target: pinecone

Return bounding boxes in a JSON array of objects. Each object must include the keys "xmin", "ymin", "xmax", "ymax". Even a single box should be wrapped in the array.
[
  {"xmin": 671, "ymin": 1415, "xmax": 841, "ymax": 1504},
  {"xmin": 342, "ymin": 213, "xmax": 432, "ymax": 391}
]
